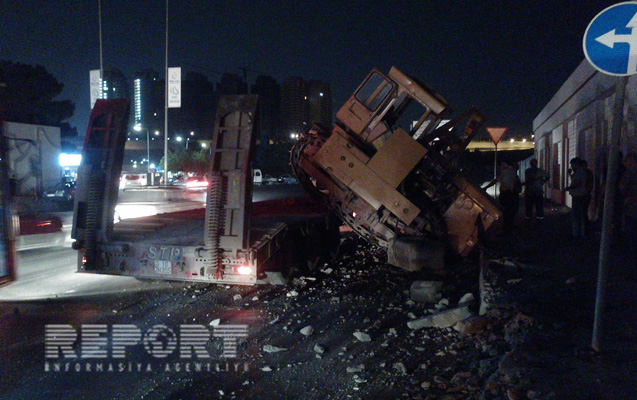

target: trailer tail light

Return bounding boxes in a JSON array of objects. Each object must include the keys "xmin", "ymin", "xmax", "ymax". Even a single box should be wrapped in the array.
[{"xmin": 236, "ymin": 265, "xmax": 252, "ymax": 276}]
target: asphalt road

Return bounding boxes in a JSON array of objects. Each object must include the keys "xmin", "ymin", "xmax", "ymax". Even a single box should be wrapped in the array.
[{"xmin": 1, "ymin": 184, "xmax": 305, "ymax": 301}]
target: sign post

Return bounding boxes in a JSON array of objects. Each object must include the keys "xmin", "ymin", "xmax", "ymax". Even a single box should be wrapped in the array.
[
  {"xmin": 89, "ymin": 69, "xmax": 101, "ymax": 109},
  {"xmin": 486, "ymin": 127, "xmax": 508, "ymax": 196},
  {"xmin": 583, "ymin": 1, "xmax": 637, "ymax": 352}
]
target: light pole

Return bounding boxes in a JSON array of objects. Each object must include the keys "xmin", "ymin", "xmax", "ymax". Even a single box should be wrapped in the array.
[{"xmin": 134, "ymin": 126, "xmax": 150, "ymax": 173}]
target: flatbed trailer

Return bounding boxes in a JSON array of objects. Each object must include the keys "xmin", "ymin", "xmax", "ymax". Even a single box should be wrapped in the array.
[{"xmin": 71, "ymin": 96, "xmax": 339, "ymax": 285}]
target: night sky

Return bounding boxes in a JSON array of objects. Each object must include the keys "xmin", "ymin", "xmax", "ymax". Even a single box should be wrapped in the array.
[{"xmin": 0, "ymin": 0, "xmax": 617, "ymax": 138}]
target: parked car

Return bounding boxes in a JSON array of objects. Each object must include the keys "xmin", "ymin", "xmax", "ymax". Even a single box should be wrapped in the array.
[
  {"xmin": 15, "ymin": 213, "xmax": 66, "ymax": 251},
  {"xmin": 120, "ymin": 173, "xmax": 146, "ymax": 190},
  {"xmin": 277, "ymin": 174, "xmax": 298, "ymax": 184},
  {"xmin": 45, "ymin": 181, "xmax": 76, "ymax": 203}
]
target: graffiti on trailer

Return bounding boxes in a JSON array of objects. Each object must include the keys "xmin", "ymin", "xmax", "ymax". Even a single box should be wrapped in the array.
[{"xmin": 144, "ymin": 246, "xmax": 183, "ymax": 262}]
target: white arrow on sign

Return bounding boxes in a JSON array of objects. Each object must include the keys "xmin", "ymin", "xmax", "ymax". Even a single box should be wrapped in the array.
[{"xmin": 595, "ymin": 11, "xmax": 637, "ymax": 74}]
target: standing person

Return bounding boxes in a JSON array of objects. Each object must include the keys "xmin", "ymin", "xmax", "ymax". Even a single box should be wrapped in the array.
[
  {"xmin": 619, "ymin": 153, "xmax": 637, "ymax": 276},
  {"xmin": 485, "ymin": 161, "xmax": 521, "ymax": 236},
  {"xmin": 523, "ymin": 159, "xmax": 548, "ymax": 220},
  {"xmin": 581, "ymin": 159, "xmax": 594, "ymax": 233},
  {"xmin": 564, "ymin": 158, "xmax": 589, "ymax": 238}
]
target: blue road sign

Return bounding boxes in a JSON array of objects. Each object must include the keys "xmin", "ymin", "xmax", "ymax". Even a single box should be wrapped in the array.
[{"xmin": 583, "ymin": 2, "xmax": 637, "ymax": 76}]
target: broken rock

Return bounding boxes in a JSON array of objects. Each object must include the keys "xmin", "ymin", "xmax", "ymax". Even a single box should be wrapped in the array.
[
  {"xmin": 346, "ymin": 364, "xmax": 365, "ymax": 373},
  {"xmin": 453, "ymin": 315, "xmax": 488, "ymax": 336},
  {"xmin": 263, "ymin": 345, "xmax": 288, "ymax": 353},
  {"xmin": 409, "ymin": 281, "xmax": 443, "ymax": 303},
  {"xmin": 407, "ymin": 305, "xmax": 474, "ymax": 330},
  {"xmin": 300, "ymin": 325, "xmax": 314, "ymax": 336},
  {"xmin": 353, "ymin": 332, "xmax": 371, "ymax": 342}
]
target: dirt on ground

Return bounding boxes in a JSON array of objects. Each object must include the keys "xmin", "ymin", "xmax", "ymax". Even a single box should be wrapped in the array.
[{"xmin": 1, "ymin": 202, "xmax": 636, "ymax": 400}]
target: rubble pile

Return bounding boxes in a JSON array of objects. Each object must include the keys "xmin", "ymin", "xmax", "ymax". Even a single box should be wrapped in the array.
[{"xmin": 222, "ymin": 235, "xmax": 559, "ymax": 400}]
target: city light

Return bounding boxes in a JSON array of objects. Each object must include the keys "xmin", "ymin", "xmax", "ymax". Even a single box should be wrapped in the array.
[
  {"xmin": 59, "ymin": 153, "xmax": 82, "ymax": 167},
  {"xmin": 176, "ymin": 136, "xmax": 183, "ymax": 142}
]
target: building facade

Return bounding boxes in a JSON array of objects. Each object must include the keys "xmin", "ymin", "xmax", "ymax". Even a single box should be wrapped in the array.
[
  {"xmin": 4, "ymin": 122, "xmax": 61, "ymax": 196},
  {"xmin": 280, "ymin": 77, "xmax": 333, "ymax": 142},
  {"xmin": 101, "ymin": 68, "xmax": 130, "ymax": 101},
  {"xmin": 533, "ymin": 60, "xmax": 637, "ymax": 207}
]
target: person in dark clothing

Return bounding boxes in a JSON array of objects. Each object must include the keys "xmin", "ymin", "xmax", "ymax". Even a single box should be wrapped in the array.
[
  {"xmin": 524, "ymin": 159, "xmax": 548, "ymax": 220},
  {"xmin": 564, "ymin": 158, "xmax": 589, "ymax": 238}
]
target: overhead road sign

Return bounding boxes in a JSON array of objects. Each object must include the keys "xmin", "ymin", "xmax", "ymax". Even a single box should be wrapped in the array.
[{"xmin": 583, "ymin": 2, "xmax": 637, "ymax": 76}]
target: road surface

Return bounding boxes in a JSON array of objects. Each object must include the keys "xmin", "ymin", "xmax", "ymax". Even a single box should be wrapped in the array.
[{"xmin": 1, "ymin": 184, "xmax": 304, "ymax": 301}]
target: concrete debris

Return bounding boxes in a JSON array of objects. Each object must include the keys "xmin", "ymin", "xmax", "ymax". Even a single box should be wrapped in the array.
[
  {"xmin": 480, "ymin": 263, "xmax": 497, "ymax": 315},
  {"xmin": 407, "ymin": 305, "xmax": 474, "ymax": 330},
  {"xmin": 435, "ymin": 298, "xmax": 450, "ymax": 311},
  {"xmin": 300, "ymin": 325, "xmax": 314, "ymax": 336},
  {"xmin": 313, "ymin": 344, "xmax": 325, "ymax": 354},
  {"xmin": 504, "ymin": 312, "xmax": 535, "ymax": 345},
  {"xmin": 286, "ymin": 290, "xmax": 298, "ymax": 298},
  {"xmin": 421, "ymin": 381, "xmax": 431, "ymax": 390},
  {"xmin": 353, "ymin": 331, "xmax": 371, "ymax": 342},
  {"xmin": 346, "ymin": 364, "xmax": 365, "ymax": 373},
  {"xmin": 263, "ymin": 345, "xmax": 288, "ymax": 353},
  {"xmin": 458, "ymin": 292, "xmax": 475, "ymax": 305},
  {"xmin": 209, "ymin": 319, "xmax": 221, "ymax": 327},
  {"xmin": 393, "ymin": 362, "xmax": 407, "ymax": 375},
  {"xmin": 322, "ymin": 268, "xmax": 333, "ymax": 274},
  {"xmin": 453, "ymin": 315, "xmax": 488, "ymax": 336},
  {"xmin": 261, "ymin": 366, "xmax": 272, "ymax": 372},
  {"xmin": 353, "ymin": 376, "xmax": 367, "ymax": 384},
  {"xmin": 233, "ymin": 294, "xmax": 242, "ymax": 301},
  {"xmin": 409, "ymin": 280, "xmax": 443, "ymax": 303}
]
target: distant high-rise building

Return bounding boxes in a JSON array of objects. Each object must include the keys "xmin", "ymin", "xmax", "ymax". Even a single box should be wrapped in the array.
[
  {"xmin": 217, "ymin": 73, "xmax": 248, "ymax": 95},
  {"xmin": 280, "ymin": 77, "xmax": 307, "ymax": 141},
  {"xmin": 251, "ymin": 75, "xmax": 281, "ymax": 145},
  {"xmin": 280, "ymin": 77, "xmax": 333, "ymax": 142},
  {"xmin": 173, "ymin": 72, "xmax": 217, "ymax": 141},
  {"xmin": 307, "ymin": 80, "xmax": 332, "ymax": 129},
  {"xmin": 132, "ymin": 69, "xmax": 163, "ymax": 131},
  {"xmin": 101, "ymin": 68, "xmax": 129, "ymax": 100}
]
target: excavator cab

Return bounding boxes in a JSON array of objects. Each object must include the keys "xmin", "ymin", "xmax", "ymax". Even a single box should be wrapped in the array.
[{"xmin": 291, "ymin": 67, "xmax": 501, "ymax": 271}]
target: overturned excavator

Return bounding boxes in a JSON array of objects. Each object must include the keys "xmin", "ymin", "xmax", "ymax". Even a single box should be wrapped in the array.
[{"xmin": 290, "ymin": 67, "xmax": 502, "ymax": 271}]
